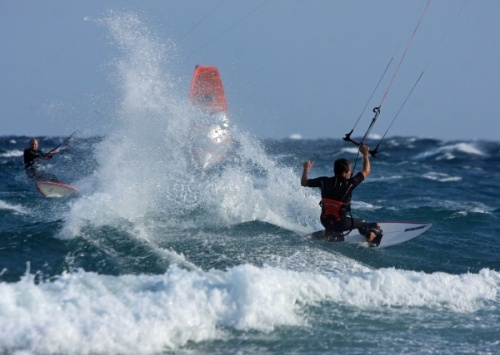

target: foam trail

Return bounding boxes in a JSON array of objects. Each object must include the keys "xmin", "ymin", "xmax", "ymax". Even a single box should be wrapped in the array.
[
  {"xmin": 0, "ymin": 200, "xmax": 27, "ymax": 214},
  {"xmin": 0, "ymin": 149, "xmax": 22, "ymax": 158},
  {"xmin": 0, "ymin": 266, "xmax": 498, "ymax": 354},
  {"xmin": 414, "ymin": 142, "xmax": 486, "ymax": 160}
]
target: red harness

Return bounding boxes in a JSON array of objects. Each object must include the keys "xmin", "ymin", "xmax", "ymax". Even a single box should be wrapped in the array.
[{"xmin": 320, "ymin": 198, "xmax": 344, "ymax": 224}]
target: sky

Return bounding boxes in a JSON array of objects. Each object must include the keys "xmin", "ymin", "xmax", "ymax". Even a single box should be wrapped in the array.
[{"xmin": 1, "ymin": 0, "xmax": 499, "ymax": 141}]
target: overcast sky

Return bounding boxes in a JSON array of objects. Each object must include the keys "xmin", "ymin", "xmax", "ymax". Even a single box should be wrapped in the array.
[{"xmin": 1, "ymin": 0, "xmax": 498, "ymax": 141}]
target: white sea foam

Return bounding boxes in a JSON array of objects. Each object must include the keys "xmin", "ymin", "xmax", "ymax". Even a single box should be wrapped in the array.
[
  {"xmin": 0, "ymin": 149, "xmax": 23, "ymax": 158},
  {"xmin": 60, "ymin": 11, "xmax": 320, "ymax": 242},
  {"xmin": 61, "ymin": 12, "xmax": 192, "ymax": 238},
  {"xmin": 454, "ymin": 142, "xmax": 485, "ymax": 155},
  {"xmin": 414, "ymin": 142, "xmax": 485, "ymax": 160},
  {"xmin": 437, "ymin": 199, "xmax": 494, "ymax": 215},
  {"xmin": 368, "ymin": 132, "xmax": 382, "ymax": 140},
  {"xmin": 341, "ymin": 146, "xmax": 359, "ymax": 155},
  {"xmin": 0, "ymin": 200, "xmax": 27, "ymax": 214},
  {"xmin": 0, "ymin": 266, "xmax": 498, "ymax": 354},
  {"xmin": 422, "ymin": 171, "xmax": 462, "ymax": 182},
  {"xmin": 198, "ymin": 130, "xmax": 320, "ymax": 232}
]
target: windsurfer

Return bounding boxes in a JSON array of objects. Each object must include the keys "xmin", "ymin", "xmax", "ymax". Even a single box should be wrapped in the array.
[
  {"xmin": 23, "ymin": 138, "xmax": 60, "ymax": 182},
  {"xmin": 301, "ymin": 144, "xmax": 383, "ymax": 244}
]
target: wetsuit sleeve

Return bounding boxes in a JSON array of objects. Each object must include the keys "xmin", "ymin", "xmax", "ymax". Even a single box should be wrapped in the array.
[
  {"xmin": 350, "ymin": 172, "xmax": 365, "ymax": 187},
  {"xmin": 306, "ymin": 176, "xmax": 327, "ymax": 188}
]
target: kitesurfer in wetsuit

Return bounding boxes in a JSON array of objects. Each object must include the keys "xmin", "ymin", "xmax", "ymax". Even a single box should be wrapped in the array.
[
  {"xmin": 301, "ymin": 144, "xmax": 383, "ymax": 245},
  {"xmin": 23, "ymin": 138, "xmax": 60, "ymax": 182}
]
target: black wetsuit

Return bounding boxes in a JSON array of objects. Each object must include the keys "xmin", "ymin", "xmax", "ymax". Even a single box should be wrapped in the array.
[
  {"xmin": 305, "ymin": 173, "xmax": 374, "ymax": 241},
  {"xmin": 23, "ymin": 148, "xmax": 58, "ymax": 182}
]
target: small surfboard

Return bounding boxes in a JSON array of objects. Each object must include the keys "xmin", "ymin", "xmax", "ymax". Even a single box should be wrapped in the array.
[
  {"xmin": 304, "ymin": 221, "xmax": 431, "ymax": 248},
  {"xmin": 189, "ymin": 65, "xmax": 232, "ymax": 170},
  {"xmin": 36, "ymin": 181, "xmax": 78, "ymax": 198}
]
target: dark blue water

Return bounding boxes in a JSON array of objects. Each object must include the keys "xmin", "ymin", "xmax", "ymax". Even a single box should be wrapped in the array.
[{"xmin": 1, "ymin": 134, "xmax": 499, "ymax": 354}]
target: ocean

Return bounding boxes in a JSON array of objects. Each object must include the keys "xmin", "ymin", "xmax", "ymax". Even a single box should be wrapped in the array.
[
  {"xmin": 1, "ymin": 12, "xmax": 499, "ymax": 355},
  {"xmin": 1, "ymin": 133, "xmax": 499, "ymax": 354}
]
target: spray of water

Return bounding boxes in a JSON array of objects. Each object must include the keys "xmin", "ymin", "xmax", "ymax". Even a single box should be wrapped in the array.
[{"xmin": 60, "ymin": 11, "xmax": 320, "ymax": 246}]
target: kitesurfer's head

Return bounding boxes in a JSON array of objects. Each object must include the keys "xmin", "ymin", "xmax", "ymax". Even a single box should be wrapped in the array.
[
  {"xmin": 334, "ymin": 158, "xmax": 351, "ymax": 177},
  {"xmin": 29, "ymin": 138, "xmax": 39, "ymax": 150}
]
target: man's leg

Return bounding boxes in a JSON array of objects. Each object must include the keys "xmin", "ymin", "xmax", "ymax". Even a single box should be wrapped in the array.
[
  {"xmin": 323, "ymin": 228, "xmax": 344, "ymax": 242},
  {"xmin": 335, "ymin": 217, "xmax": 384, "ymax": 246}
]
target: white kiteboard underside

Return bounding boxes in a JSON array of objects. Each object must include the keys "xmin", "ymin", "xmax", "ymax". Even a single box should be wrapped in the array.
[
  {"xmin": 36, "ymin": 181, "xmax": 77, "ymax": 198},
  {"xmin": 304, "ymin": 221, "xmax": 431, "ymax": 248}
]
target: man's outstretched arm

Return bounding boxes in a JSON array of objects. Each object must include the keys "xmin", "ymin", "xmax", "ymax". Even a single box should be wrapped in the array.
[
  {"xmin": 360, "ymin": 145, "xmax": 370, "ymax": 178},
  {"xmin": 301, "ymin": 161, "xmax": 314, "ymax": 186}
]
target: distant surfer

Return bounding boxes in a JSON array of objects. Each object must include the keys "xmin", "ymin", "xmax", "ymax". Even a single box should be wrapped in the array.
[
  {"xmin": 301, "ymin": 144, "xmax": 383, "ymax": 245},
  {"xmin": 23, "ymin": 138, "xmax": 60, "ymax": 182}
]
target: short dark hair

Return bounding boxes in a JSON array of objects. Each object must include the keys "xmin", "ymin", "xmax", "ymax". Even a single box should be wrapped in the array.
[{"xmin": 334, "ymin": 158, "xmax": 351, "ymax": 176}]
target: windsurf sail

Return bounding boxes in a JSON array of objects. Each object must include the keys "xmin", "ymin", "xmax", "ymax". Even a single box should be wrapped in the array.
[
  {"xmin": 189, "ymin": 65, "xmax": 228, "ymax": 113},
  {"xmin": 188, "ymin": 65, "xmax": 232, "ymax": 170}
]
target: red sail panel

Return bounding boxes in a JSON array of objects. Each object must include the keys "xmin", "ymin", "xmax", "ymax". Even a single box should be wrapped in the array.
[{"xmin": 189, "ymin": 65, "xmax": 228, "ymax": 113}]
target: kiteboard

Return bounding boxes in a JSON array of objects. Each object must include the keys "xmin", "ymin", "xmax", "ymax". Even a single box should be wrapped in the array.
[
  {"xmin": 36, "ymin": 181, "xmax": 78, "ymax": 198},
  {"xmin": 304, "ymin": 221, "xmax": 431, "ymax": 248},
  {"xmin": 189, "ymin": 65, "xmax": 232, "ymax": 170}
]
